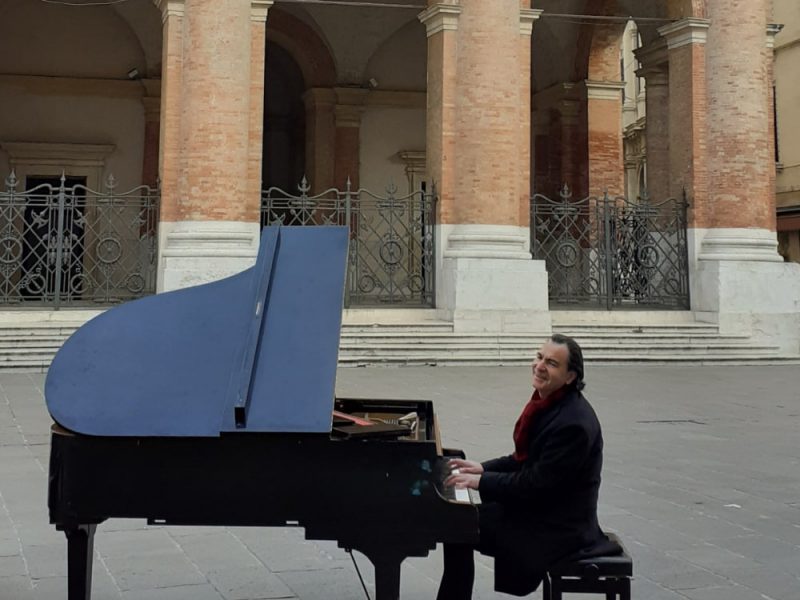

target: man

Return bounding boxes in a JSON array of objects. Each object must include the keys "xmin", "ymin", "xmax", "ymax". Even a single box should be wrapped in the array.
[{"xmin": 438, "ymin": 334, "xmax": 612, "ymax": 598}]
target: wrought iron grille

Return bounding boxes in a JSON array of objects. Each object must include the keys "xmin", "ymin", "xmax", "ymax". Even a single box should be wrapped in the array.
[
  {"xmin": 531, "ymin": 187, "xmax": 690, "ymax": 309},
  {"xmin": 0, "ymin": 172, "xmax": 159, "ymax": 307},
  {"xmin": 261, "ymin": 178, "xmax": 435, "ymax": 307}
]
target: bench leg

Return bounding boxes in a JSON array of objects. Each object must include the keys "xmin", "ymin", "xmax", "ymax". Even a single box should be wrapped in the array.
[
  {"xmin": 542, "ymin": 574, "xmax": 551, "ymax": 600},
  {"xmin": 550, "ymin": 575, "xmax": 562, "ymax": 600},
  {"xmin": 620, "ymin": 576, "xmax": 631, "ymax": 600}
]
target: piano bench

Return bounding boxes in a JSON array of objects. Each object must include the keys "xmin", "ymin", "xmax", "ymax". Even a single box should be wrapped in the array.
[{"xmin": 542, "ymin": 533, "xmax": 633, "ymax": 600}]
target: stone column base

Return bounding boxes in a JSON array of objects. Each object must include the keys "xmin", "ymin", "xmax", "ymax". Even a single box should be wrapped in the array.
[
  {"xmin": 158, "ymin": 221, "xmax": 260, "ymax": 292},
  {"xmin": 691, "ymin": 228, "xmax": 800, "ymax": 354},
  {"xmin": 436, "ymin": 225, "xmax": 551, "ymax": 333}
]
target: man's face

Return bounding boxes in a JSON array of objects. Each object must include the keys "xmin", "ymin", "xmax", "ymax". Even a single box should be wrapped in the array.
[{"xmin": 531, "ymin": 341, "xmax": 576, "ymax": 399}]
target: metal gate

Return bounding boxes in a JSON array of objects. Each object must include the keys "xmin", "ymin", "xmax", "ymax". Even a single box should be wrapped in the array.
[
  {"xmin": 530, "ymin": 187, "xmax": 689, "ymax": 309},
  {"xmin": 0, "ymin": 172, "xmax": 159, "ymax": 307},
  {"xmin": 261, "ymin": 178, "xmax": 435, "ymax": 307}
]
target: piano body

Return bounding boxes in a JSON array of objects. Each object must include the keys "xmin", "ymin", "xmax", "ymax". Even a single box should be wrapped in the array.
[{"xmin": 46, "ymin": 226, "xmax": 478, "ymax": 600}]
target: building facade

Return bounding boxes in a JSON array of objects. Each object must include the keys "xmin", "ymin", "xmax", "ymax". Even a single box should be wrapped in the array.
[
  {"xmin": 0, "ymin": 0, "xmax": 797, "ymax": 352},
  {"xmin": 775, "ymin": 0, "xmax": 800, "ymax": 262}
]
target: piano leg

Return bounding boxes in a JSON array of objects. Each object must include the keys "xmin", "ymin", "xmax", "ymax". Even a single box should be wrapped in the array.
[
  {"xmin": 371, "ymin": 555, "xmax": 402, "ymax": 600},
  {"xmin": 347, "ymin": 545, "xmax": 412, "ymax": 600},
  {"xmin": 64, "ymin": 524, "xmax": 97, "ymax": 600}
]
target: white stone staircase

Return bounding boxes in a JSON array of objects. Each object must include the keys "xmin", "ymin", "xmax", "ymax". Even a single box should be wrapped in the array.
[
  {"xmin": 0, "ymin": 308, "xmax": 796, "ymax": 372},
  {"xmin": 338, "ymin": 309, "xmax": 799, "ymax": 366}
]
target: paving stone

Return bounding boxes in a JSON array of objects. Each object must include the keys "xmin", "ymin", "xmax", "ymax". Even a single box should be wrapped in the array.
[
  {"xmin": 119, "ymin": 584, "xmax": 224, "ymax": 600},
  {"xmin": 102, "ymin": 551, "xmax": 207, "ymax": 592},
  {"xmin": 0, "ymin": 574, "xmax": 35, "ymax": 600},
  {"xmin": 0, "ymin": 553, "xmax": 27, "ymax": 577},
  {"xmin": 23, "ymin": 544, "xmax": 67, "ymax": 579},
  {"xmin": 206, "ymin": 565, "xmax": 294, "ymax": 599},
  {"xmin": 679, "ymin": 583, "xmax": 776, "ymax": 600},
  {"xmin": 276, "ymin": 566, "xmax": 368, "ymax": 600},
  {"xmin": 175, "ymin": 530, "xmax": 263, "ymax": 572}
]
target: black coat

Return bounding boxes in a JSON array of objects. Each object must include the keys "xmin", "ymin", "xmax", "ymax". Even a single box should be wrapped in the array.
[{"xmin": 477, "ymin": 388, "xmax": 605, "ymax": 596}]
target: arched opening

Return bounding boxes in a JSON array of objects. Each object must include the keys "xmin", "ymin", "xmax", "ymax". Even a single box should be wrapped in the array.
[{"xmin": 262, "ymin": 41, "xmax": 306, "ymax": 192}]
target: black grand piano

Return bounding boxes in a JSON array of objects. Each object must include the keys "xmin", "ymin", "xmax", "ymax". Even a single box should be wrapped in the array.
[{"xmin": 46, "ymin": 226, "xmax": 478, "ymax": 600}]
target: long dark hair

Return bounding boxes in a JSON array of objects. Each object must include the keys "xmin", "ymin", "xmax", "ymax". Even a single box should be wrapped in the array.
[{"xmin": 550, "ymin": 333, "xmax": 585, "ymax": 391}]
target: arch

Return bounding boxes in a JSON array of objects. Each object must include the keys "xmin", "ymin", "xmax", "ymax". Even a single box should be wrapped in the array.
[
  {"xmin": 0, "ymin": 0, "xmax": 147, "ymax": 79},
  {"xmin": 665, "ymin": 0, "xmax": 706, "ymax": 19},
  {"xmin": 364, "ymin": 19, "xmax": 427, "ymax": 92},
  {"xmin": 573, "ymin": 0, "xmax": 627, "ymax": 81},
  {"xmin": 263, "ymin": 42, "xmax": 306, "ymax": 191},
  {"xmin": 113, "ymin": 2, "xmax": 163, "ymax": 77},
  {"xmin": 266, "ymin": 8, "xmax": 337, "ymax": 89}
]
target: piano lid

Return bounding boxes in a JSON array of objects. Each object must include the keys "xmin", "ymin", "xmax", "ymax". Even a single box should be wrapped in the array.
[{"xmin": 45, "ymin": 226, "xmax": 349, "ymax": 437}]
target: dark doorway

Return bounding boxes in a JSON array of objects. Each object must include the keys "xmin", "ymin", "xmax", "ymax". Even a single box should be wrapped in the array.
[{"xmin": 262, "ymin": 41, "xmax": 306, "ymax": 192}]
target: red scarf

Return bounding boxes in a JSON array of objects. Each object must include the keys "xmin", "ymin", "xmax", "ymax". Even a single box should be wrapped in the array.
[{"xmin": 512, "ymin": 387, "xmax": 567, "ymax": 462}]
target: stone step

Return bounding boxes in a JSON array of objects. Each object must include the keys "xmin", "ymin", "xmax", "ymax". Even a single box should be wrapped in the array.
[
  {"xmin": 339, "ymin": 332, "xmax": 750, "ymax": 344},
  {"xmin": 339, "ymin": 343, "xmax": 777, "ymax": 357},
  {"xmin": 337, "ymin": 354, "xmax": 800, "ymax": 366},
  {"xmin": 342, "ymin": 324, "xmax": 454, "ymax": 334},
  {"xmin": 0, "ymin": 309, "xmax": 794, "ymax": 370}
]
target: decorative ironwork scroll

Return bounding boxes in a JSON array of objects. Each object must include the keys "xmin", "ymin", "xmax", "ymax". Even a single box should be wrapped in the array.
[
  {"xmin": 0, "ymin": 172, "xmax": 159, "ymax": 307},
  {"xmin": 530, "ymin": 186, "xmax": 689, "ymax": 309},
  {"xmin": 261, "ymin": 178, "xmax": 435, "ymax": 307}
]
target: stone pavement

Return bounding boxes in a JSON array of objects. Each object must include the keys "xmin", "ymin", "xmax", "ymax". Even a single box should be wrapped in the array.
[{"xmin": 0, "ymin": 364, "xmax": 798, "ymax": 600}]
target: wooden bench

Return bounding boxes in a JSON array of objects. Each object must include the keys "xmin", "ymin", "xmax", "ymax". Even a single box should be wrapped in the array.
[{"xmin": 542, "ymin": 532, "xmax": 632, "ymax": 599}]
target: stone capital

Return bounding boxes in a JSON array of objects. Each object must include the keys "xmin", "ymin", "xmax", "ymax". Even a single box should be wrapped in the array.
[
  {"xmin": 766, "ymin": 23, "xmax": 784, "ymax": 49},
  {"xmin": 251, "ymin": 0, "xmax": 274, "ymax": 23},
  {"xmin": 397, "ymin": 151, "xmax": 426, "ymax": 175},
  {"xmin": 559, "ymin": 98, "xmax": 581, "ymax": 124},
  {"xmin": 520, "ymin": 8, "xmax": 543, "ymax": 37},
  {"xmin": 335, "ymin": 104, "xmax": 366, "ymax": 128},
  {"xmin": 584, "ymin": 80, "xmax": 625, "ymax": 101},
  {"xmin": 334, "ymin": 87, "xmax": 368, "ymax": 128},
  {"xmin": 151, "ymin": 0, "xmax": 184, "ymax": 23},
  {"xmin": 658, "ymin": 18, "xmax": 710, "ymax": 49},
  {"xmin": 142, "ymin": 96, "xmax": 161, "ymax": 122},
  {"xmin": 418, "ymin": 4, "xmax": 461, "ymax": 38},
  {"xmin": 303, "ymin": 87, "xmax": 337, "ymax": 110},
  {"xmin": 634, "ymin": 39, "xmax": 668, "ymax": 78}
]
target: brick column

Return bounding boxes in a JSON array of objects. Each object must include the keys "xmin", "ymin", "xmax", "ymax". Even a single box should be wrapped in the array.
[
  {"xmin": 303, "ymin": 88, "xmax": 336, "ymax": 193},
  {"xmin": 666, "ymin": 6, "xmax": 800, "ymax": 353},
  {"xmin": 698, "ymin": 0, "xmax": 780, "ymax": 260},
  {"xmin": 154, "ymin": 0, "xmax": 268, "ymax": 291},
  {"xmin": 248, "ymin": 1, "xmax": 271, "ymax": 209},
  {"xmin": 334, "ymin": 88, "xmax": 368, "ymax": 190},
  {"xmin": 585, "ymin": 80, "xmax": 626, "ymax": 195},
  {"xmin": 140, "ymin": 78, "xmax": 161, "ymax": 188},
  {"xmin": 635, "ymin": 41, "xmax": 670, "ymax": 202},
  {"xmin": 559, "ymin": 95, "xmax": 582, "ymax": 197},
  {"xmin": 765, "ymin": 23, "xmax": 781, "ymax": 223},
  {"xmin": 420, "ymin": 1, "xmax": 549, "ymax": 333},
  {"xmin": 659, "ymin": 18, "xmax": 710, "ymax": 228}
]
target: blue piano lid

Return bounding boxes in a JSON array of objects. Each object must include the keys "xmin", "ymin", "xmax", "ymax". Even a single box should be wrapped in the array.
[{"xmin": 45, "ymin": 226, "xmax": 349, "ymax": 437}]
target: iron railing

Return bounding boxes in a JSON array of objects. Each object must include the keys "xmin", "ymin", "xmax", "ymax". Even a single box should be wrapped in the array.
[
  {"xmin": 531, "ymin": 186, "xmax": 690, "ymax": 309},
  {"xmin": 261, "ymin": 178, "xmax": 435, "ymax": 307},
  {"xmin": 0, "ymin": 172, "xmax": 159, "ymax": 307}
]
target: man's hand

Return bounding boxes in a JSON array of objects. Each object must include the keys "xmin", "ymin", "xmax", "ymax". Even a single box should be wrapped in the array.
[
  {"xmin": 445, "ymin": 471, "xmax": 481, "ymax": 490},
  {"xmin": 447, "ymin": 458, "xmax": 484, "ymax": 474},
  {"xmin": 444, "ymin": 458, "xmax": 483, "ymax": 490}
]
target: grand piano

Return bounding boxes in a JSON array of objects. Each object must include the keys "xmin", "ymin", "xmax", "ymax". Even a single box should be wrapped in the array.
[{"xmin": 46, "ymin": 226, "xmax": 479, "ymax": 600}]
